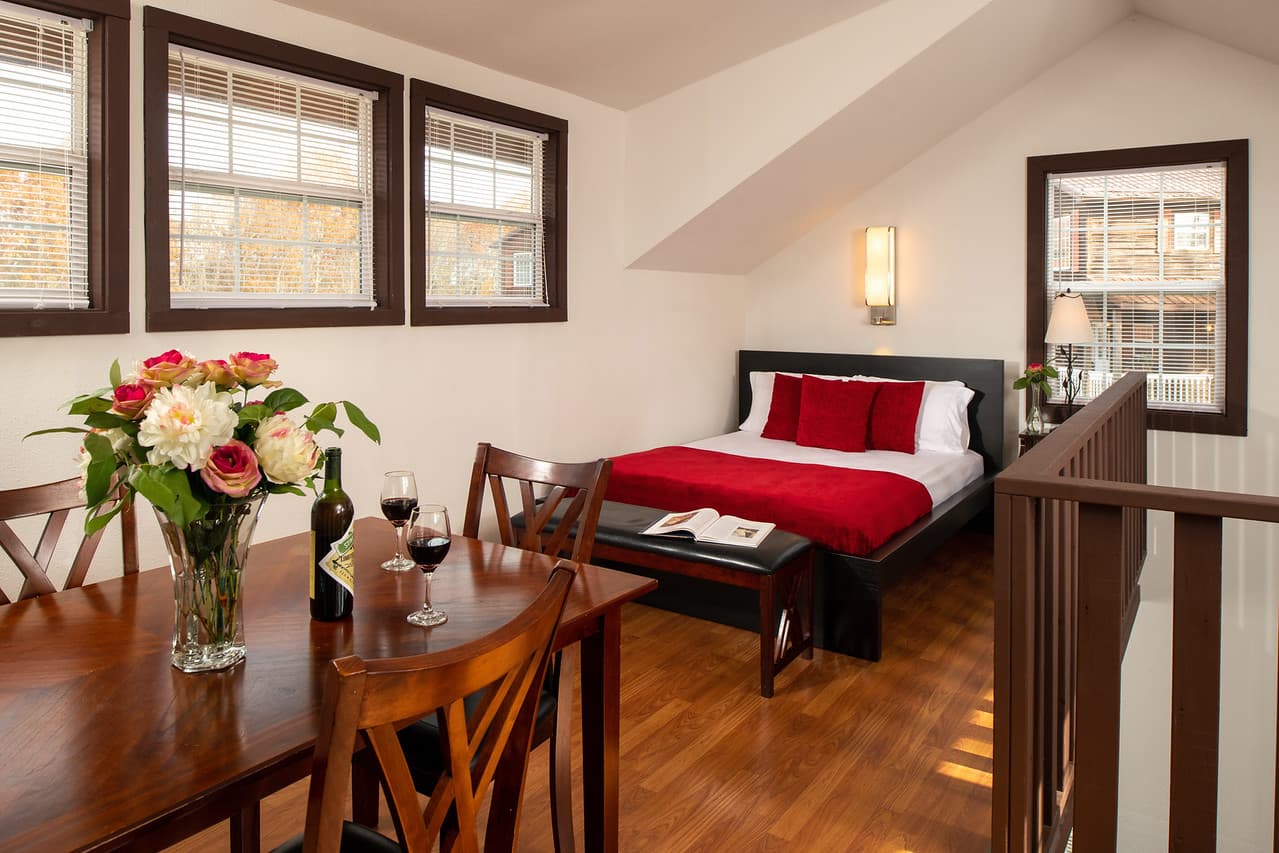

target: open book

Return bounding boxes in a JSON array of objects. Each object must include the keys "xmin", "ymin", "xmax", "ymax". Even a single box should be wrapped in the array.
[{"xmin": 640, "ymin": 508, "xmax": 775, "ymax": 548}]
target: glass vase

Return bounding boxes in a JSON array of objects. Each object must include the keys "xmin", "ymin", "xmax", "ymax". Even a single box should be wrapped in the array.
[
  {"xmin": 156, "ymin": 495, "xmax": 265, "ymax": 673},
  {"xmin": 1027, "ymin": 386, "xmax": 1045, "ymax": 435}
]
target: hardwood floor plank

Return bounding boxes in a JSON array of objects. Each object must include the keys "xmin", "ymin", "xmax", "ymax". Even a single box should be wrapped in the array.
[{"xmin": 165, "ymin": 531, "xmax": 995, "ymax": 852}]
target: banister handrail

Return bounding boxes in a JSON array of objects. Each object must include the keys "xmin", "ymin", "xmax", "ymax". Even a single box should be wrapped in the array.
[{"xmin": 997, "ymin": 476, "xmax": 1279, "ymax": 523}]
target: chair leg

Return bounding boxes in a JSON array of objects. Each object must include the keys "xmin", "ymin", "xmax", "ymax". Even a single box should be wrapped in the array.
[
  {"xmin": 351, "ymin": 752, "xmax": 381, "ymax": 828},
  {"xmin": 549, "ymin": 646, "xmax": 578, "ymax": 853}
]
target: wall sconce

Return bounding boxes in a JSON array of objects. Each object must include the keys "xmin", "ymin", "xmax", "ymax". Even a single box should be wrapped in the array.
[{"xmin": 864, "ymin": 225, "xmax": 895, "ymax": 326}]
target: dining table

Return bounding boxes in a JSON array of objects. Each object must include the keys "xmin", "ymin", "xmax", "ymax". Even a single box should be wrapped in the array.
[{"xmin": 0, "ymin": 517, "xmax": 656, "ymax": 852}]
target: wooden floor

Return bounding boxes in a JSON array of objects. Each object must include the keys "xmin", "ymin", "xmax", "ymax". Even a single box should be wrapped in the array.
[{"xmin": 167, "ymin": 530, "xmax": 994, "ymax": 852}]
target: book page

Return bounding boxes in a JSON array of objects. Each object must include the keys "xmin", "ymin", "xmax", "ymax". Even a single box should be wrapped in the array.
[
  {"xmin": 641, "ymin": 508, "xmax": 720, "ymax": 538},
  {"xmin": 698, "ymin": 516, "xmax": 776, "ymax": 548}
]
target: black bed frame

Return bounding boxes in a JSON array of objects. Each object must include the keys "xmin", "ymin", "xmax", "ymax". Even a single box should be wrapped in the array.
[{"xmin": 629, "ymin": 350, "xmax": 1005, "ymax": 662}]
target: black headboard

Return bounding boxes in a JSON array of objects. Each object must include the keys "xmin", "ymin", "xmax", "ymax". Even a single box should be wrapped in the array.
[{"xmin": 737, "ymin": 350, "xmax": 1005, "ymax": 473}]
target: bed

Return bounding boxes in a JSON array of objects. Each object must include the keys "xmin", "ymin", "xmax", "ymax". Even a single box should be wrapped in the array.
[{"xmin": 604, "ymin": 350, "xmax": 1005, "ymax": 661}]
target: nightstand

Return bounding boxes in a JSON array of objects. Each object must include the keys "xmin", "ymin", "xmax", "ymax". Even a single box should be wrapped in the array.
[{"xmin": 1019, "ymin": 423, "xmax": 1057, "ymax": 455}]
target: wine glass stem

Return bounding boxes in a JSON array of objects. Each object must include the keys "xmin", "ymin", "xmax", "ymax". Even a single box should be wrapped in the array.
[
  {"xmin": 395, "ymin": 525, "xmax": 406, "ymax": 559},
  {"xmin": 423, "ymin": 572, "xmax": 433, "ymax": 613}
]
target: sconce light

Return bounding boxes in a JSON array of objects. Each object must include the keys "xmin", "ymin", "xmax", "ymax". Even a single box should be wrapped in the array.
[{"xmin": 864, "ymin": 226, "xmax": 895, "ymax": 326}]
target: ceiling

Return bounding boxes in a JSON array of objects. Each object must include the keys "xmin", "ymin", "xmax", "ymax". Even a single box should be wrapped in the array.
[
  {"xmin": 275, "ymin": 0, "xmax": 891, "ymax": 109},
  {"xmin": 277, "ymin": 0, "xmax": 1276, "ymax": 110}
]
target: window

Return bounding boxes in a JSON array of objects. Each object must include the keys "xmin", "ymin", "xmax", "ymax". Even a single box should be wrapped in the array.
[
  {"xmin": 409, "ymin": 80, "xmax": 567, "ymax": 325},
  {"xmin": 143, "ymin": 8, "xmax": 403, "ymax": 331},
  {"xmin": 0, "ymin": 0, "xmax": 128, "ymax": 337},
  {"xmin": 1027, "ymin": 140, "xmax": 1248, "ymax": 436}
]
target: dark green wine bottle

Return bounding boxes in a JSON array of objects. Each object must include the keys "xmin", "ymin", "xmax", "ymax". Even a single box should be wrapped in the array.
[{"xmin": 311, "ymin": 447, "xmax": 354, "ymax": 620}]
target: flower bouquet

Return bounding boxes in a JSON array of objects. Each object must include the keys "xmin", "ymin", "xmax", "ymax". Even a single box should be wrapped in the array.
[
  {"xmin": 1013, "ymin": 362, "xmax": 1058, "ymax": 434},
  {"xmin": 31, "ymin": 350, "xmax": 380, "ymax": 672}
]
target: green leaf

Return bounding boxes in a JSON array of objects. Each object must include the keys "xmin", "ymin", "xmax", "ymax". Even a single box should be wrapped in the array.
[
  {"xmin": 82, "ymin": 432, "xmax": 117, "ymax": 507},
  {"xmin": 1043, "ymin": 366, "xmax": 1060, "ymax": 378},
  {"xmin": 67, "ymin": 395, "xmax": 114, "ymax": 415},
  {"xmin": 84, "ymin": 411, "xmax": 131, "ymax": 430},
  {"xmin": 265, "ymin": 482, "xmax": 306, "ymax": 497},
  {"xmin": 263, "ymin": 387, "xmax": 308, "ymax": 412},
  {"xmin": 237, "ymin": 404, "xmax": 271, "ymax": 427},
  {"xmin": 1012, "ymin": 377, "xmax": 1028, "ymax": 390},
  {"xmin": 306, "ymin": 402, "xmax": 343, "ymax": 437},
  {"xmin": 84, "ymin": 500, "xmax": 124, "ymax": 536},
  {"xmin": 108, "ymin": 359, "xmax": 122, "ymax": 388},
  {"xmin": 23, "ymin": 426, "xmax": 91, "ymax": 439},
  {"xmin": 130, "ymin": 466, "xmax": 205, "ymax": 527},
  {"xmin": 342, "ymin": 400, "xmax": 381, "ymax": 444}
]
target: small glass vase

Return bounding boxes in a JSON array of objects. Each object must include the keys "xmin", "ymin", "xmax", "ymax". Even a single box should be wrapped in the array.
[
  {"xmin": 1027, "ymin": 386, "xmax": 1045, "ymax": 435},
  {"xmin": 155, "ymin": 495, "xmax": 265, "ymax": 673}
]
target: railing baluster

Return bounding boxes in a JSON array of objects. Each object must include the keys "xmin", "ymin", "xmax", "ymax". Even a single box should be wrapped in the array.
[
  {"xmin": 1074, "ymin": 502, "xmax": 1125, "ymax": 851},
  {"xmin": 1169, "ymin": 512, "xmax": 1223, "ymax": 852}
]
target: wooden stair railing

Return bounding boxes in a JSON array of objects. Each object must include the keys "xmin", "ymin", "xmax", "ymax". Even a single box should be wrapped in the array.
[{"xmin": 994, "ymin": 372, "xmax": 1279, "ymax": 851}]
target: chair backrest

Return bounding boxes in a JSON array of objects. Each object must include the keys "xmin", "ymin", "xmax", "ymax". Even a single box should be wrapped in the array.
[
  {"xmin": 0, "ymin": 478, "xmax": 138, "ymax": 605},
  {"xmin": 463, "ymin": 443, "xmax": 612, "ymax": 564},
  {"xmin": 301, "ymin": 560, "xmax": 578, "ymax": 853}
]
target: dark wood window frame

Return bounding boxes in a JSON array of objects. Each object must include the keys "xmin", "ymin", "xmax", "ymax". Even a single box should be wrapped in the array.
[
  {"xmin": 142, "ymin": 7, "xmax": 404, "ymax": 332},
  {"xmin": 0, "ymin": 0, "xmax": 129, "ymax": 338},
  {"xmin": 409, "ymin": 80, "xmax": 567, "ymax": 326},
  {"xmin": 1026, "ymin": 139, "xmax": 1248, "ymax": 436}
]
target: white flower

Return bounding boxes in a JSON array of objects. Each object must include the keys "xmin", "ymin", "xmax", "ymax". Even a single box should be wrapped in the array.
[
  {"xmin": 137, "ymin": 382, "xmax": 237, "ymax": 471},
  {"xmin": 254, "ymin": 413, "xmax": 321, "ymax": 485}
]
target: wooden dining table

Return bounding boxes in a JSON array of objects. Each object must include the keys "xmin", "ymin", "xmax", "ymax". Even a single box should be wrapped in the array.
[{"xmin": 0, "ymin": 517, "xmax": 656, "ymax": 852}]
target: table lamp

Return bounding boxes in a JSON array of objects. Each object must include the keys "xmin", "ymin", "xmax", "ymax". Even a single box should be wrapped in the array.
[{"xmin": 1044, "ymin": 289, "xmax": 1093, "ymax": 413}]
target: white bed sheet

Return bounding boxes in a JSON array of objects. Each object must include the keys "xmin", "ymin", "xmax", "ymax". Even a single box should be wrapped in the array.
[{"xmin": 683, "ymin": 431, "xmax": 985, "ymax": 508}]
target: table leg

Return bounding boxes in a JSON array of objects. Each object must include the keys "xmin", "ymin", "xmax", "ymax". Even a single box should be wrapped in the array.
[
  {"xmin": 580, "ymin": 610, "xmax": 620, "ymax": 853},
  {"xmin": 229, "ymin": 802, "xmax": 260, "ymax": 853}
]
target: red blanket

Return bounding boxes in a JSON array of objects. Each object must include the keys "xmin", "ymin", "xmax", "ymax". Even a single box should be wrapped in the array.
[{"xmin": 606, "ymin": 446, "xmax": 934, "ymax": 556}]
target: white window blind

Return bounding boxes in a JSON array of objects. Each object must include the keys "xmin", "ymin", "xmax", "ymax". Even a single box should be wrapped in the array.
[
  {"xmin": 168, "ymin": 46, "xmax": 376, "ymax": 309},
  {"xmin": 424, "ymin": 107, "xmax": 547, "ymax": 307},
  {"xmin": 1045, "ymin": 162, "xmax": 1227, "ymax": 414},
  {"xmin": 0, "ymin": 1, "xmax": 89, "ymax": 309}
]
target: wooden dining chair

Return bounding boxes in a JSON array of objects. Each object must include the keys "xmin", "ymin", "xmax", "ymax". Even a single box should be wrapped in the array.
[
  {"xmin": 0, "ymin": 477, "xmax": 138, "ymax": 605},
  {"xmin": 282, "ymin": 560, "xmax": 578, "ymax": 853},
  {"xmin": 357, "ymin": 443, "xmax": 610, "ymax": 852}
]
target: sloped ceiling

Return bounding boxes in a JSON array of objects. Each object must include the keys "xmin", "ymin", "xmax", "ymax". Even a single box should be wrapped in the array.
[
  {"xmin": 275, "ymin": 0, "xmax": 892, "ymax": 110},
  {"xmin": 1137, "ymin": 0, "xmax": 1279, "ymax": 68}
]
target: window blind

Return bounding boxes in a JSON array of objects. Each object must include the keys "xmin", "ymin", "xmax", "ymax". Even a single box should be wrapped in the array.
[
  {"xmin": 0, "ymin": 1, "xmax": 89, "ymax": 309},
  {"xmin": 168, "ymin": 46, "xmax": 376, "ymax": 308},
  {"xmin": 1045, "ymin": 162, "xmax": 1226, "ymax": 413},
  {"xmin": 424, "ymin": 107, "xmax": 547, "ymax": 307}
]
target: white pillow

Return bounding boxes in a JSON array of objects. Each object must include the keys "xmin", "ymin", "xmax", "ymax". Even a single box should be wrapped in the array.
[
  {"xmin": 855, "ymin": 375, "xmax": 975, "ymax": 454},
  {"xmin": 739, "ymin": 371, "xmax": 852, "ymax": 433}
]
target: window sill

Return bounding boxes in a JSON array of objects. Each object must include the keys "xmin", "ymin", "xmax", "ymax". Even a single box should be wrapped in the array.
[
  {"xmin": 410, "ymin": 304, "xmax": 566, "ymax": 326},
  {"xmin": 146, "ymin": 304, "xmax": 403, "ymax": 332}
]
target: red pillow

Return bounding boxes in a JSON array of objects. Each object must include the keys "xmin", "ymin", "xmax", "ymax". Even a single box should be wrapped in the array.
[
  {"xmin": 795, "ymin": 375, "xmax": 878, "ymax": 452},
  {"xmin": 866, "ymin": 381, "xmax": 925, "ymax": 453},
  {"xmin": 761, "ymin": 373, "xmax": 803, "ymax": 441}
]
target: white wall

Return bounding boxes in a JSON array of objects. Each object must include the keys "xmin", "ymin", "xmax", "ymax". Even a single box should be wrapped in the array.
[
  {"xmin": 0, "ymin": 0, "xmax": 747, "ymax": 589},
  {"xmin": 743, "ymin": 16, "xmax": 1279, "ymax": 850}
]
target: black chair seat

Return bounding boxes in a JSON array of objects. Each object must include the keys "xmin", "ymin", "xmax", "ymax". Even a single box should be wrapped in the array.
[
  {"xmin": 397, "ymin": 682, "xmax": 559, "ymax": 791},
  {"xmin": 274, "ymin": 820, "xmax": 401, "ymax": 853}
]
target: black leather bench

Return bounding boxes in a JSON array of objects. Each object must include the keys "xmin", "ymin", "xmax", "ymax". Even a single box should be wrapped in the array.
[{"xmin": 573, "ymin": 501, "xmax": 815, "ymax": 697}]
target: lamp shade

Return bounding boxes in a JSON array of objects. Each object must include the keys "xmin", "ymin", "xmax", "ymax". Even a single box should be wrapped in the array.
[
  {"xmin": 1045, "ymin": 291, "xmax": 1092, "ymax": 344},
  {"xmin": 864, "ymin": 226, "xmax": 895, "ymax": 308}
]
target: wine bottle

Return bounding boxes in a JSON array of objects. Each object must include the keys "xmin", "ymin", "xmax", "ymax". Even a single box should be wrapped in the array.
[{"xmin": 311, "ymin": 447, "xmax": 354, "ymax": 620}]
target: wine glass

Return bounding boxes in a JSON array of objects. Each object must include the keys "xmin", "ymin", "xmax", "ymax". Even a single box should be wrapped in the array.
[
  {"xmin": 380, "ymin": 471, "xmax": 418, "ymax": 572},
  {"xmin": 406, "ymin": 504, "xmax": 451, "ymax": 627}
]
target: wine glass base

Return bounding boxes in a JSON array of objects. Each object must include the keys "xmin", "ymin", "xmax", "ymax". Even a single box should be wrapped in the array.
[
  {"xmin": 381, "ymin": 555, "xmax": 416, "ymax": 572},
  {"xmin": 407, "ymin": 607, "xmax": 447, "ymax": 627}
]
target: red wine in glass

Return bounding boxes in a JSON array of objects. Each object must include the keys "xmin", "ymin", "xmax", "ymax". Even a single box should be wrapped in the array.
[
  {"xmin": 406, "ymin": 504, "xmax": 450, "ymax": 627},
  {"xmin": 380, "ymin": 471, "xmax": 418, "ymax": 572}
]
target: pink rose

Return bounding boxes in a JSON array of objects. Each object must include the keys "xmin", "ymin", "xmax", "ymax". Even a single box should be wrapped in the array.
[
  {"xmin": 1028, "ymin": 363, "xmax": 1044, "ymax": 371},
  {"xmin": 138, "ymin": 349, "xmax": 196, "ymax": 386},
  {"xmin": 195, "ymin": 359, "xmax": 239, "ymax": 388},
  {"xmin": 110, "ymin": 382, "xmax": 155, "ymax": 420},
  {"xmin": 229, "ymin": 352, "xmax": 281, "ymax": 388},
  {"xmin": 199, "ymin": 440, "xmax": 263, "ymax": 498}
]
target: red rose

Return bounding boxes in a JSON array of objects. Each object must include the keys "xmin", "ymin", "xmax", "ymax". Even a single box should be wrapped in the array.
[
  {"xmin": 1028, "ymin": 363, "xmax": 1043, "ymax": 371},
  {"xmin": 199, "ymin": 440, "xmax": 263, "ymax": 498},
  {"xmin": 110, "ymin": 382, "xmax": 155, "ymax": 420},
  {"xmin": 196, "ymin": 359, "xmax": 239, "ymax": 388}
]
